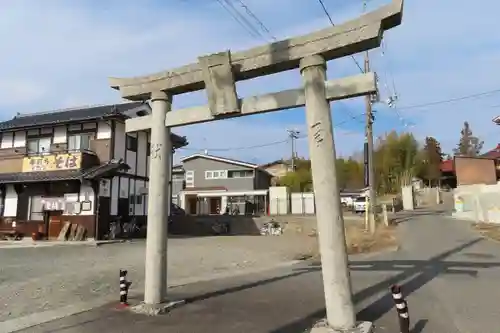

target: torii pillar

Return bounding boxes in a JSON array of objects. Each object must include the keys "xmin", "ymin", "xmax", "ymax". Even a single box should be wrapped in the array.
[
  {"xmin": 143, "ymin": 91, "xmax": 172, "ymax": 307},
  {"xmin": 108, "ymin": 0, "xmax": 404, "ymax": 330}
]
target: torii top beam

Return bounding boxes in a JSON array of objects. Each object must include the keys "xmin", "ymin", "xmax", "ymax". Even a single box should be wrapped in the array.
[{"xmin": 109, "ymin": 0, "xmax": 404, "ymax": 100}]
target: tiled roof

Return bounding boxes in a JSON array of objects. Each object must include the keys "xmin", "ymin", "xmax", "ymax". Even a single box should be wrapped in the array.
[
  {"xmin": 0, "ymin": 170, "xmax": 83, "ymax": 184},
  {"xmin": 81, "ymin": 160, "xmax": 130, "ymax": 179},
  {"xmin": 0, "ymin": 160, "xmax": 130, "ymax": 184},
  {"xmin": 0, "ymin": 102, "xmax": 144, "ymax": 131},
  {"xmin": 0, "ymin": 102, "xmax": 189, "ymax": 148},
  {"xmin": 482, "ymin": 144, "xmax": 500, "ymax": 159}
]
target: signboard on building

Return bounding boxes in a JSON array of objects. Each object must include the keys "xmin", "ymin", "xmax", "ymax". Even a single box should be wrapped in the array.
[
  {"xmin": 41, "ymin": 198, "xmax": 66, "ymax": 211},
  {"xmin": 22, "ymin": 153, "xmax": 82, "ymax": 173}
]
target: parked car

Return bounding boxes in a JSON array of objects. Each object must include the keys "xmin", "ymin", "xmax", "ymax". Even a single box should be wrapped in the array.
[
  {"xmin": 340, "ymin": 196, "xmax": 354, "ymax": 207},
  {"xmin": 353, "ymin": 196, "xmax": 368, "ymax": 214}
]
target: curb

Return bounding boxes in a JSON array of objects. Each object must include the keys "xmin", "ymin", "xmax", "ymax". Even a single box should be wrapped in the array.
[
  {"xmin": 0, "ymin": 239, "xmax": 127, "ymax": 249},
  {"xmin": 0, "ymin": 260, "xmax": 303, "ymax": 333},
  {"xmin": 94, "ymin": 240, "xmax": 127, "ymax": 246}
]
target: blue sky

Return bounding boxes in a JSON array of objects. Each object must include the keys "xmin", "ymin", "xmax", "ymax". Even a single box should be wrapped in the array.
[{"xmin": 1, "ymin": 0, "xmax": 500, "ymax": 164}]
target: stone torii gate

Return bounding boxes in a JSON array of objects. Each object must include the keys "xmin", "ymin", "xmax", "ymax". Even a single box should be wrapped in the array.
[{"xmin": 109, "ymin": 1, "xmax": 404, "ymax": 331}]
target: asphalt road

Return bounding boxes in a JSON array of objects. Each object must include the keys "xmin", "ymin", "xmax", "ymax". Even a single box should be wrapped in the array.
[
  {"xmin": 0, "ymin": 235, "xmax": 315, "ymax": 324},
  {"xmin": 16, "ymin": 209, "xmax": 500, "ymax": 333}
]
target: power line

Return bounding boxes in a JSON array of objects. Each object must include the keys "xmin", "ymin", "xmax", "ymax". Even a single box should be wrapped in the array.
[
  {"xmin": 398, "ymin": 88, "xmax": 500, "ymax": 111},
  {"xmin": 234, "ymin": 0, "xmax": 277, "ymax": 41},
  {"xmin": 316, "ymin": 0, "xmax": 365, "ymax": 127},
  {"xmin": 317, "ymin": 0, "xmax": 364, "ymax": 73},
  {"xmin": 178, "ymin": 114, "xmax": 365, "ymax": 152},
  {"xmin": 214, "ymin": 0, "xmax": 266, "ymax": 41},
  {"xmin": 179, "ymin": 138, "xmax": 290, "ymax": 152}
]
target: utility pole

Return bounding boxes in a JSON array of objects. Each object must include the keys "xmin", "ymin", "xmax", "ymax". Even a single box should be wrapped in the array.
[
  {"xmin": 287, "ymin": 129, "xmax": 300, "ymax": 171},
  {"xmin": 362, "ymin": 0, "xmax": 377, "ymax": 234},
  {"xmin": 364, "ymin": 50, "xmax": 377, "ymax": 234}
]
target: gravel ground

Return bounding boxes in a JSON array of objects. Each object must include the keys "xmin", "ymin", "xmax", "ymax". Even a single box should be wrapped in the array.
[{"xmin": 0, "ymin": 235, "xmax": 314, "ymax": 322}]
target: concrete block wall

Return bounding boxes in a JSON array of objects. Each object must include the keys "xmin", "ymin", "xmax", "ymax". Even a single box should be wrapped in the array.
[
  {"xmin": 453, "ymin": 182, "xmax": 500, "ymax": 223},
  {"xmin": 290, "ymin": 192, "xmax": 315, "ymax": 215},
  {"xmin": 269, "ymin": 186, "xmax": 289, "ymax": 215}
]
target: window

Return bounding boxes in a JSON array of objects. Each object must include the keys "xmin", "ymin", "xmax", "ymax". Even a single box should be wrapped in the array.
[
  {"xmin": 68, "ymin": 133, "xmax": 93, "ymax": 151},
  {"xmin": 173, "ymin": 173, "xmax": 184, "ymax": 181},
  {"xmin": 27, "ymin": 137, "xmax": 51, "ymax": 155},
  {"xmin": 185, "ymin": 170, "xmax": 194, "ymax": 188},
  {"xmin": 228, "ymin": 170, "xmax": 253, "ymax": 178},
  {"xmin": 146, "ymin": 142, "xmax": 151, "ymax": 156},
  {"xmin": 205, "ymin": 170, "xmax": 228, "ymax": 179},
  {"xmin": 126, "ymin": 135, "xmax": 138, "ymax": 152},
  {"xmin": 29, "ymin": 196, "xmax": 44, "ymax": 221},
  {"xmin": 129, "ymin": 194, "xmax": 143, "ymax": 205}
]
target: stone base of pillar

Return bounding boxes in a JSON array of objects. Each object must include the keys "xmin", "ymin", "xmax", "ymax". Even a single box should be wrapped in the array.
[
  {"xmin": 130, "ymin": 299, "xmax": 186, "ymax": 316},
  {"xmin": 310, "ymin": 319, "xmax": 373, "ymax": 333}
]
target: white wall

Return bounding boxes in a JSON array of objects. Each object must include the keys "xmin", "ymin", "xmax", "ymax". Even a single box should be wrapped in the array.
[
  {"xmin": 110, "ymin": 176, "xmax": 119, "ymax": 215},
  {"xmin": 3, "ymin": 185, "xmax": 17, "ymax": 217},
  {"xmin": 119, "ymin": 177, "xmax": 129, "ymax": 198},
  {"xmin": 291, "ymin": 193, "xmax": 315, "ymax": 215},
  {"xmin": 269, "ymin": 186, "xmax": 289, "ymax": 215},
  {"xmin": 13, "ymin": 131, "xmax": 26, "ymax": 147},
  {"xmin": 53, "ymin": 126, "xmax": 66, "ymax": 144},
  {"xmin": 0, "ymin": 131, "xmax": 26, "ymax": 148},
  {"xmin": 137, "ymin": 132, "xmax": 147, "ymax": 177},
  {"xmin": 97, "ymin": 121, "xmax": 112, "ymax": 139},
  {"xmin": 2, "ymin": 122, "xmax": 110, "ymax": 150},
  {"xmin": 146, "ymin": 134, "xmax": 150, "ymax": 177},
  {"xmin": 1, "ymin": 132, "xmax": 13, "ymax": 149}
]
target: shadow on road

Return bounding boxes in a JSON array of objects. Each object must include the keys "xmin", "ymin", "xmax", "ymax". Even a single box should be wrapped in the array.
[
  {"xmin": 270, "ymin": 237, "xmax": 499, "ymax": 332},
  {"xmin": 412, "ymin": 319, "xmax": 428, "ymax": 333},
  {"xmin": 182, "ymin": 268, "xmax": 314, "ymax": 304}
]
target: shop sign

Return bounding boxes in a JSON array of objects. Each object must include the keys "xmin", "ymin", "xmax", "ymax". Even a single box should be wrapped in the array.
[
  {"xmin": 22, "ymin": 153, "xmax": 82, "ymax": 172},
  {"xmin": 41, "ymin": 198, "xmax": 65, "ymax": 211}
]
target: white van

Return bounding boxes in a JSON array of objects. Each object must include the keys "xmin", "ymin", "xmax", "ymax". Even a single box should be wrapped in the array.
[{"xmin": 354, "ymin": 196, "xmax": 368, "ymax": 214}]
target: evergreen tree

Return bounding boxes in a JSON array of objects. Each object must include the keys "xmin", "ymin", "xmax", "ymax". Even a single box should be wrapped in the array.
[
  {"xmin": 453, "ymin": 121, "xmax": 483, "ymax": 156},
  {"xmin": 422, "ymin": 136, "xmax": 443, "ymax": 184}
]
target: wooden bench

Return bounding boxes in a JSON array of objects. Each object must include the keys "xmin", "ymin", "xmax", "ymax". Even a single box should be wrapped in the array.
[{"xmin": 0, "ymin": 229, "xmax": 24, "ymax": 241}]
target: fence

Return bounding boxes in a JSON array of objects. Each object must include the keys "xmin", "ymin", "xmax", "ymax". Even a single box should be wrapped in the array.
[
  {"xmin": 270, "ymin": 192, "xmax": 405, "ymax": 216},
  {"xmin": 414, "ymin": 187, "xmax": 440, "ymax": 207},
  {"xmin": 270, "ymin": 193, "xmax": 317, "ymax": 216}
]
